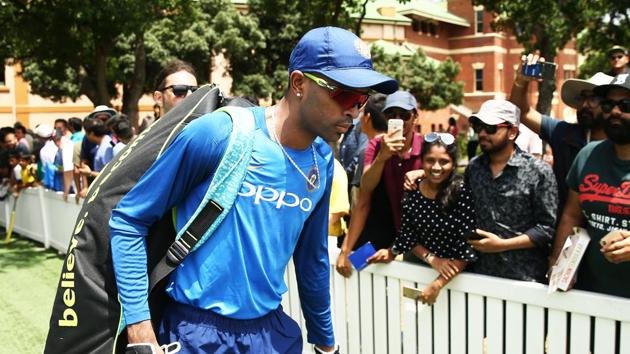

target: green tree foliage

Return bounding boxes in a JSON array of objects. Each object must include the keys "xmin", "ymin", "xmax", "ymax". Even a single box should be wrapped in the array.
[
  {"xmin": 474, "ymin": 0, "xmax": 587, "ymax": 115},
  {"xmin": 371, "ymin": 46, "xmax": 463, "ymax": 110},
  {"xmin": 237, "ymin": 0, "xmax": 366, "ymax": 100},
  {"xmin": 0, "ymin": 0, "xmax": 466, "ymax": 119},
  {"xmin": 576, "ymin": 1, "xmax": 630, "ymax": 78},
  {"xmin": 0, "ymin": 0, "xmax": 264, "ymax": 125}
]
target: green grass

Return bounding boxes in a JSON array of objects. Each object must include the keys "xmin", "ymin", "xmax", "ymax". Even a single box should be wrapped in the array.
[{"xmin": 0, "ymin": 234, "xmax": 64, "ymax": 354}]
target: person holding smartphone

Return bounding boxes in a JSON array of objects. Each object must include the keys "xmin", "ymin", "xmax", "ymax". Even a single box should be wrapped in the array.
[
  {"xmin": 336, "ymin": 91, "xmax": 423, "ymax": 277},
  {"xmin": 368, "ymin": 133, "xmax": 477, "ymax": 305}
]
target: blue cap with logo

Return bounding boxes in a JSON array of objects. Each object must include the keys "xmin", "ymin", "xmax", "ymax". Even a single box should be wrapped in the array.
[
  {"xmin": 289, "ymin": 27, "xmax": 398, "ymax": 94},
  {"xmin": 382, "ymin": 91, "xmax": 418, "ymax": 112}
]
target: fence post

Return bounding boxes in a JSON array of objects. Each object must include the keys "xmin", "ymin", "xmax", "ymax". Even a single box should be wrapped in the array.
[{"xmin": 37, "ymin": 187, "xmax": 52, "ymax": 249}]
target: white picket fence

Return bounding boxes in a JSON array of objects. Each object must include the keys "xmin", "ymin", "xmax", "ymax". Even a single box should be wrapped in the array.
[{"xmin": 2, "ymin": 187, "xmax": 630, "ymax": 354}]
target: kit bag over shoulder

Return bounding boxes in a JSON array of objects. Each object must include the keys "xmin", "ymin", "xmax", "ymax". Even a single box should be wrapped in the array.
[{"xmin": 43, "ymin": 86, "xmax": 256, "ymax": 354}]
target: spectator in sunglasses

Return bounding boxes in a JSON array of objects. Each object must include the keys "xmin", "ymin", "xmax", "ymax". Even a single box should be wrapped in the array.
[
  {"xmin": 152, "ymin": 60, "xmax": 198, "ymax": 115},
  {"xmin": 510, "ymin": 53, "xmax": 612, "ymax": 219},
  {"xmin": 606, "ymin": 46, "xmax": 629, "ymax": 77},
  {"xmin": 336, "ymin": 91, "xmax": 423, "ymax": 277},
  {"xmin": 465, "ymin": 99, "xmax": 557, "ymax": 283},
  {"xmin": 368, "ymin": 132, "xmax": 477, "ymax": 305},
  {"xmin": 550, "ymin": 73, "xmax": 630, "ymax": 297}
]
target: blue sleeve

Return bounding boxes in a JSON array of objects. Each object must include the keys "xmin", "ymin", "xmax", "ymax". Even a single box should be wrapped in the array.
[
  {"xmin": 109, "ymin": 112, "xmax": 231, "ymax": 325},
  {"xmin": 292, "ymin": 154, "xmax": 335, "ymax": 347},
  {"xmin": 539, "ymin": 114, "xmax": 559, "ymax": 142}
]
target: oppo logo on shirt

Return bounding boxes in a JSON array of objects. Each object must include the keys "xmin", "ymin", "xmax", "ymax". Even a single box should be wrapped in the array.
[{"xmin": 238, "ymin": 181, "xmax": 313, "ymax": 212}]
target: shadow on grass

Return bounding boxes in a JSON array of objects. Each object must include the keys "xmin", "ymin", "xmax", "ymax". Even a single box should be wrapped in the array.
[{"xmin": 0, "ymin": 233, "xmax": 63, "ymax": 272}]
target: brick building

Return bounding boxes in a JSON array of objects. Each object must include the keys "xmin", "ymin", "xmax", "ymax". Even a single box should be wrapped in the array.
[
  {"xmin": 359, "ymin": 0, "xmax": 579, "ymax": 133},
  {"xmin": 0, "ymin": 0, "xmax": 579, "ymax": 130}
]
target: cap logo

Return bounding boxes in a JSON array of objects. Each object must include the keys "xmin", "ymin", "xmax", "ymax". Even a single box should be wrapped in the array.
[
  {"xmin": 354, "ymin": 39, "xmax": 371, "ymax": 59},
  {"xmin": 614, "ymin": 74, "xmax": 628, "ymax": 84}
]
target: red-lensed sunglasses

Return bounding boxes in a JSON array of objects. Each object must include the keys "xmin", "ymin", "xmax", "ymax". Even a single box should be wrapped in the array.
[{"xmin": 303, "ymin": 72, "xmax": 369, "ymax": 110}]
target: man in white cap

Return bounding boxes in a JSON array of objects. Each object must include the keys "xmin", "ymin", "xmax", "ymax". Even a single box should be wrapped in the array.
[
  {"xmin": 465, "ymin": 99, "xmax": 557, "ymax": 283},
  {"xmin": 509, "ymin": 53, "xmax": 613, "ymax": 217},
  {"xmin": 551, "ymin": 73, "xmax": 630, "ymax": 297}
]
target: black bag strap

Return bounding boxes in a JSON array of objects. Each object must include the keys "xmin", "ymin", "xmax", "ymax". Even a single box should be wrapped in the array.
[{"xmin": 148, "ymin": 200, "xmax": 223, "ymax": 292}]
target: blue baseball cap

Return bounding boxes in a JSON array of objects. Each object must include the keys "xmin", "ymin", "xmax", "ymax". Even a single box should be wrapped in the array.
[
  {"xmin": 289, "ymin": 27, "xmax": 398, "ymax": 94},
  {"xmin": 382, "ymin": 91, "xmax": 418, "ymax": 112}
]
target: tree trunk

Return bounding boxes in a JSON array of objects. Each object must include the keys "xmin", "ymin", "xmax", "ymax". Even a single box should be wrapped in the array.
[
  {"xmin": 121, "ymin": 32, "xmax": 147, "ymax": 130},
  {"xmin": 330, "ymin": 0, "xmax": 344, "ymax": 27},
  {"xmin": 535, "ymin": 36, "xmax": 556, "ymax": 116},
  {"xmin": 354, "ymin": 0, "xmax": 369, "ymax": 36},
  {"xmin": 94, "ymin": 44, "xmax": 112, "ymax": 106}
]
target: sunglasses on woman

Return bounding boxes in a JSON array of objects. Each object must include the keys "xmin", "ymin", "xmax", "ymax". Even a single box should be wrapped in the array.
[
  {"xmin": 424, "ymin": 132, "xmax": 455, "ymax": 145},
  {"xmin": 161, "ymin": 85, "xmax": 199, "ymax": 98},
  {"xmin": 600, "ymin": 98, "xmax": 630, "ymax": 114},
  {"xmin": 472, "ymin": 121, "xmax": 512, "ymax": 134},
  {"xmin": 303, "ymin": 72, "xmax": 370, "ymax": 110}
]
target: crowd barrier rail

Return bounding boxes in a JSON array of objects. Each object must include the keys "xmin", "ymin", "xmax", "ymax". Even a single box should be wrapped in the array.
[{"xmin": 2, "ymin": 187, "xmax": 629, "ymax": 354}]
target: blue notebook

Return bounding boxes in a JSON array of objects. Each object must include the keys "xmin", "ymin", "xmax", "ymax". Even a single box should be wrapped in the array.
[{"xmin": 349, "ymin": 242, "xmax": 377, "ymax": 271}]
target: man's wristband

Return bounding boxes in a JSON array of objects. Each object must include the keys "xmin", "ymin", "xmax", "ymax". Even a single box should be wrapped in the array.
[
  {"xmin": 423, "ymin": 252, "xmax": 435, "ymax": 264},
  {"xmin": 314, "ymin": 345, "xmax": 340, "ymax": 354}
]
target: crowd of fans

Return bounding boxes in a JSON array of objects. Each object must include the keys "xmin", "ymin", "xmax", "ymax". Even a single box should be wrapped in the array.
[
  {"xmin": 0, "ymin": 108, "xmax": 137, "ymax": 202},
  {"xmin": 1, "ymin": 45, "xmax": 628, "ymax": 308},
  {"xmin": 331, "ymin": 48, "xmax": 629, "ymax": 303}
]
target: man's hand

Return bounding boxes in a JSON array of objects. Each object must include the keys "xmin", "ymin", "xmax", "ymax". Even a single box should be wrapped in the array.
[
  {"xmin": 367, "ymin": 248, "xmax": 395, "ymax": 264},
  {"xmin": 335, "ymin": 251, "xmax": 353, "ymax": 278},
  {"xmin": 375, "ymin": 131, "xmax": 405, "ymax": 163},
  {"xmin": 601, "ymin": 230, "xmax": 630, "ymax": 264},
  {"xmin": 403, "ymin": 169, "xmax": 425, "ymax": 191},
  {"xmin": 468, "ymin": 229, "xmax": 508, "ymax": 253},
  {"xmin": 78, "ymin": 163, "xmax": 92, "ymax": 177},
  {"xmin": 420, "ymin": 281, "xmax": 441, "ymax": 305},
  {"xmin": 127, "ymin": 320, "xmax": 164, "ymax": 354},
  {"xmin": 428, "ymin": 256, "xmax": 460, "ymax": 280}
]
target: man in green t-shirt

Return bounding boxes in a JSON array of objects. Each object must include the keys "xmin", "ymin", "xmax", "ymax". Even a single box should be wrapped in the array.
[{"xmin": 551, "ymin": 73, "xmax": 630, "ymax": 298}]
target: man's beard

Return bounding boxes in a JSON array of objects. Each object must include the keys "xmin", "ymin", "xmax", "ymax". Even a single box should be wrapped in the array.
[
  {"xmin": 576, "ymin": 108, "xmax": 604, "ymax": 130},
  {"xmin": 604, "ymin": 114, "xmax": 630, "ymax": 145},
  {"xmin": 479, "ymin": 136, "xmax": 510, "ymax": 154}
]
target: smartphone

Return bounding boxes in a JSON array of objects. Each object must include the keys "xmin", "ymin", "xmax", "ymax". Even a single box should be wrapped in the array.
[
  {"xmin": 522, "ymin": 62, "xmax": 557, "ymax": 80},
  {"xmin": 388, "ymin": 118, "xmax": 404, "ymax": 139},
  {"xmin": 402, "ymin": 286, "xmax": 423, "ymax": 300}
]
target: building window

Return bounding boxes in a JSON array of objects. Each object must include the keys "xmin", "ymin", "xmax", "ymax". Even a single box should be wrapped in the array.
[
  {"xmin": 421, "ymin": 21, "xmax": 428, "ymax": 34},
  {"xmin": 412, "ymin": 19, "xmax": 421, "ymax": 33},
  {"xmin": 564, "ymin": 70, "xmax": 575, "ymax": 80},
  {"xmin": 429, "ymin": 22, "xmax": 437, "ymax": 36},
  {"xmin": 431, "ymin": 123, "xmax": 436, "ymax": 132},
  {"xmin": 475, "ymin": 69, "xmax": 484, "ymax": 91},
  {"xmin": 475, "ymin": 10, "xmax": 484, "ymax": 33}
]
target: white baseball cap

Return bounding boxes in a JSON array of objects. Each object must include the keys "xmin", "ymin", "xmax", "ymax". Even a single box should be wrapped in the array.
[
  {"xmin": 34, "ymin": 124, "xmax": 53, "ymax": 138},
  {"xmin": 470, "ymin": 99, "xmax": 520, "ymax": 126}
]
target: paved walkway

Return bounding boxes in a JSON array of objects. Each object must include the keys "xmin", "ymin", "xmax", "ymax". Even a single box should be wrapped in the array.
[{"xmin": 0, "ymin": 235, "xmax": 63, "ymax": 354}]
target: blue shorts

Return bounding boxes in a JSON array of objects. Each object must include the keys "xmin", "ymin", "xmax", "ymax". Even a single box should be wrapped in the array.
[{"xmin": 158, "ymin": 301, "xmax": 303, "ymax": 354}]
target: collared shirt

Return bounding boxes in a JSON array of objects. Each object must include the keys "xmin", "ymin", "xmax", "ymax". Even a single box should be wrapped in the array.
[
  {"xmin": 465, "ymin": 147, "xmax": 558, "ymax": 282},
  {"xmin": 364, "ymin": 132, "xmax": 423, "ymax": 232},
  {"xmin": 540, "ymin": 115, "xmax": 587, "ymax": 217},
  {"xmin": 94, "ymin": 135, "xmax": 113, "ymax": 172},
  {"xmin": 339, "ymin": 119, "xmax": 368, "ymax": 187}
]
